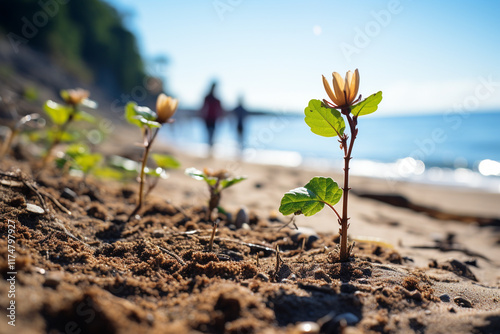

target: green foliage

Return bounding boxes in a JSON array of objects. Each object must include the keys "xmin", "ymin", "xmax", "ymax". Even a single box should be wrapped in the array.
[
  {"xmin": 151, "ymin": 154, "xmax": 181, "ymax": 170},
  {"xmin": 279, "ymin": 177, "xmax": 342, "ymax": 216},
  {"xmin": 125, "ymin": 102, "xmax": 161, "ymax": 128},
  {"xmin": 57, "ymin": 143, "xmax": 102, "ymax": 174},
  {"xmin": 43, "ymin": 100, "xmax": 72, "ymax": 125},
  {"xmin": 185, "ymin": 167, "xmax": 246, "ymax": 191},
  {"xmin": 304, "ymin": 99, "xmax": 345, "ymax": 137},
  {"xmin": 0, "ymin": 0, "xmax": 146, "ymax": 93},
  {"xmin": 350, "ymin": 91, "xmax": 383, "ymax": 117}
]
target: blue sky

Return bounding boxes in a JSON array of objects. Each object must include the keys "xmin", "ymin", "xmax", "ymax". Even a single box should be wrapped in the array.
[{"xmin": 105, "ymin": 0, "xmax": 500, "ymax": 115}]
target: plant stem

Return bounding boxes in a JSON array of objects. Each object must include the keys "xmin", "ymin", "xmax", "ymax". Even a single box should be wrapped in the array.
[
  {"xmin": 0, "ymin": 129, "xmax": 17, "ymax": 160},
  {"xmin": 42, "ymin": 107, "xmax": 76, "ymax": 167},
  {"xmin": 128, "ymin": 128, "xmax": 159, "ymax": 221},
  {"xmin": 339, "ymin": 109, "xmax": 358, "ymax": 262}
]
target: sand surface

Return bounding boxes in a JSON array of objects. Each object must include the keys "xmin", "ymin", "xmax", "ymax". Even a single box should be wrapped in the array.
[{"xmin": 1, "ymin": 127, "xmax": 499, "ymax": 333}]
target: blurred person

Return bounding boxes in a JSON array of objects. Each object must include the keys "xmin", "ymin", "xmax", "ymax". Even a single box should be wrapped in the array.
[
  {"xmin": 200, "ymin": 81, "xmax": 224, "ymax": 155},
  {"xmin": 232, "ymin": 95, "xmax": 248, "ymax": 151}
]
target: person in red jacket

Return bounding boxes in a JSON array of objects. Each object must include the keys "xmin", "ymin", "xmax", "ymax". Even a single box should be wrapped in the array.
[{"xmin": 200, "ymin": 81, "xmax": 224, "ymax": 154}]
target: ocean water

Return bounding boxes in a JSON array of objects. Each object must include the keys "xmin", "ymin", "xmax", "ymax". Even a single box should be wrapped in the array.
[{"xmin": 160, "ymin": 111, "xmax": 500, "ymax": 192}]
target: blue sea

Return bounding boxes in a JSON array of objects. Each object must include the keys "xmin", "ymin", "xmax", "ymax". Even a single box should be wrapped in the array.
[{"xmin": 159, "ymin": 111, "xmax": 500, "ymax": 193}]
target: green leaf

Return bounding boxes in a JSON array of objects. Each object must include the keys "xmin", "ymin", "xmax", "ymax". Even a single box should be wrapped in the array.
[
  {"xmin": 135, "ymin": 116, "xmax": 161, "ymax": 128},
  {"xmin": 125, "ymin": 102, "xmax": 142, "ymax": 128},
  {"xmin": 279, "ymin": 177, "xmax": 342, "ymax": 216},
  {"xmin": 93, "ymin": 167, "xmax": 124, "ymax": 180},
  {"xmin": 74, "ymin": 153, "xmax": 102, "ymax": 173},
  {"xmin": 220, "ymin": 177, "xmax": 246, "ymax": 189},
  {"xmin": 135, "ymin": 105, "xmax": 157, "ymax": 121},
  {"xmin": 65, "ymin": 143, "xmax": 89, "ymax": 158},
  {"xmin": 43, "ymin": 100, "xmax": 71, "ymax": 125},
  {"xmin": 185, "ymin": 167, "xmax": 205, "ymax": 180},
  {"xmin": 304, "ymin": 99, "xmax": 345, "ymax": 137},
  {"xmin": 152, "ymin": 154, "xmax": 181, "ymax": 169},
  {"xmin": 185, "ymin": 167, "xmax": 217, "ymax": 186},
  {"xmin": 73, "ymin": 110, "xmax": 96, "ymax": 123},
  {"xmin": 350, "ymin": 91, "xmax": 382, "ymax": 117},
  {"xmin": 144, "ymin": 167, "xmax": 168, "ymax": 179}
]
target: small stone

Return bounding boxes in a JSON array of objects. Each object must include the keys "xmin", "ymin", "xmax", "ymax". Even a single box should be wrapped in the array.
[
  {"xmin": 152, "ymin": 230, "xmax": 165, "ymax": 238},
  {"xmin": 43, "ymin": 271, "xmax": 63, "ymax": 288},
  {"xmin": 454, "ymin": 296, "xmax": 473, "ymax": 308},
  {"xmin": 439, "ymin": 294, "xmax": 451, "ymax": 302},
  {"xmin": 425, "ymin": 310, "xmax": 431, "ymax": 315},
  {"xmin": 26, "ymin": 203, "xmax": 45, "ymax": 214},
  {"xmin": 254, "ymin": 273, "xmax": 269, "ymax": 282},
  {"xmin": 234, "ymin": 207, "xmax": 249, "ymax": 229},
  {"xmin": 333, "ymin": 312, "xmax": 359, "ymax": 326},
  {"xmin": 291, "ymin": 227, "xmax": 319, "ymax": 248},
  {"xmin": 61, "ymin": 187, "xmax": 78, "ymax": 201},
  {"xmin": 292, "ymin": 321, "xmax": 320, "ymax": 334},
  {"xmin": 410, "ymin": 290, "xmax": 422, "ymax": 301}
]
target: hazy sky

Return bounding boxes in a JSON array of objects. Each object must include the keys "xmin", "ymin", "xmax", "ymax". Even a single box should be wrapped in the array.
[{"xmin": 105, "ymin": 0, "xmax": 500, "ymax": 115}]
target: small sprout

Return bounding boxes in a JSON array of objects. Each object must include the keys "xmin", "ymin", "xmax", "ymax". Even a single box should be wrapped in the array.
[
  {"xmin": 42, "ymin": 88, "xmax": 97, "ymax": 166},
  {"xmin": 185, "ymin": 167, "xmax": 246, "ymax": 221},
  {"xmin": 125, "ymin": 94, "xmax": 179, "ymax": 220},
  {"xmin": 279, "ymin": 69, "xmax": 382, "ymax": 262},
  {"xmin": 56, "ymin": 143, "xmax": 102, "ymax": 182}
]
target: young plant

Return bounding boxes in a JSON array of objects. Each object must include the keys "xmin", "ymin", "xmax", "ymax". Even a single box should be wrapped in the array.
[
  {"xmin": 42, "ymin": 88, "xmax": 97, "ymax": 166},
  {"xmin": 55, "ymin": 143, "xmax": 102, "ymax": 183},
  {"xmin": 125, "ymin": 93, "xmax": 179, "ymax": 220},
  {"xmin": 186, "ymin": 167, "xmax": 246, "ymax": 252},
  {"xmin": 185, "ymin": 167, "xmax": 246, "ymax": 221},
  {"xmin": 279, "ymin": 69, "xmax": 382, "ymax": 262}
]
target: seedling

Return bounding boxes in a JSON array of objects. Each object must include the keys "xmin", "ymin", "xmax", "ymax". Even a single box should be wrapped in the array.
[
  {"xmin": 185, "ymin": 167, "xmax": 246, "ymax": 221},
  {"xmin": 42, "ymin": 89, "xmax": 97, "ymax": 166},
  {"xmin": 125, "ymin": 93, "xmax": 179, "ymax": 220},
  {"xmin": 55, "ymin": 143, "xmax": 102, "ymax": 183},
  {"xmin": 279, "ymin": 69, "xmax": 382, "ymax": 262}
]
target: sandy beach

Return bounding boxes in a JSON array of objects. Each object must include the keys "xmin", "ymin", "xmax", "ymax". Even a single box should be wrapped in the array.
[{"xmin": 1, "ymin": 124, "xmax": 500, "ymax": 333}]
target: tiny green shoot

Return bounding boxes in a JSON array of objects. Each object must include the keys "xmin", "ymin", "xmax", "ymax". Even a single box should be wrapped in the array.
[
  {"xmin": 185, "ymin": 167, "xmax": 246, "ymax": 221},
  {"xmin": 279, "ymin": 69, "xmax": 382, "ymax": 262},
  {"xmin": 125, "ymin": 94, "xmax": 179, "ymax": 220},
  {"xmin": 42, "ymin": 88, "xmax": 97, "ymax": 167}
]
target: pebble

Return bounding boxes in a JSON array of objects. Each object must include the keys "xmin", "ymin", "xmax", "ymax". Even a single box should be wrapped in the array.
[
  {"xmin": 254, "ymin": 273, "xmax": 269, "ymax": 282},
  {"xmin": 333, "ymin": 312, "xmax": 360, "ymax": 326},
  {"xmin": 292, "ymin": 321, "xmax": 320, "ymax": 334},
  {"xmin": 152, "ymin": 230, "xmax": 165, "ymax": 238},
  {"xmin": 26, "ymin": 203, "xmax": 45, "ymax": 214},
  {"xmin": 439, "ymin": 294, "xmax": 451, "ymax": 302},
  {"xmin": 234, "ymin": 207, "xmax": 249, "ymax": 229},
  {"xmin": 454, "ymin": 296, "xmax": 473, "ymax": 308},
  {"xmin": 425, "ymin": 310, "xmax": 432, "ymax": 315},
  {"xmin": 43, "ymin": 271, "xmax": 63, "ymax": 288},
  {"xmin": 61, "ymin": 187, "xmax": 78, "ymax": 201},
  {"xmin": 291, "ymin": 227, "xmax": 319, "ymax": 248}
]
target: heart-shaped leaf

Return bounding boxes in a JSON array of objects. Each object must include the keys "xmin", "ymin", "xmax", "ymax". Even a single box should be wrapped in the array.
[
  {"xmin": 279, "ymin": 177, "xmax": 342, "ymax": 216},
  {"xmin": 304, "ymin": 99, "xmax": 345, "ymax": 137},
  {"xmin": 152, "ymin": 154, "xmax": 181, "ymax": 169},
  {"xmin": 350, "ymin": 91, "xmax": 382, "ymax": 116},
  {"xmin": 43, "ymin": 100, "xmax": 71, "ymax": 125}
]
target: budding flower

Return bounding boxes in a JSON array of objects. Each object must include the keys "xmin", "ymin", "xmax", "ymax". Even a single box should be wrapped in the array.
[
  {"xmin": 156, "ymin": 93, "xmax": 178, "ymax": 124},
  {"xmin": 63, "ymin": 88, "xmax": 90, "ymax": 106},
  {"xmin": 322, "ymin": 69, "xmax": 360, "ymax": 108}
]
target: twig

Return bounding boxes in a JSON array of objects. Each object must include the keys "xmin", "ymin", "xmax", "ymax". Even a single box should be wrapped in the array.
[
  {"xmin": 38, "ymin": 189, "xmax": 72, "ymax": 215},
  {"xmin": 153, "ymin": 244, "xmax": 186, "ymax": 266},
  {"xmin": 278, "ymin": 215, "xmax": 298, "ymax": 232}
]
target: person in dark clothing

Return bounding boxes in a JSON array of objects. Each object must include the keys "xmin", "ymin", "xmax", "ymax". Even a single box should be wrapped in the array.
[
  {"xmin": 200, "ymin": 81, "xmax": 224, "ymax": 154},
  {"xmin": 233, "ymin": 96, "xmax": 248, "ymax": 151}
]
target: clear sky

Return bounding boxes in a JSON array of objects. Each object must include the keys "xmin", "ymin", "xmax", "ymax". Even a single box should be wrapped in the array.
[{"xmin": 105, "ymin": 0, "xmax": 500, "ymax": 115}]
